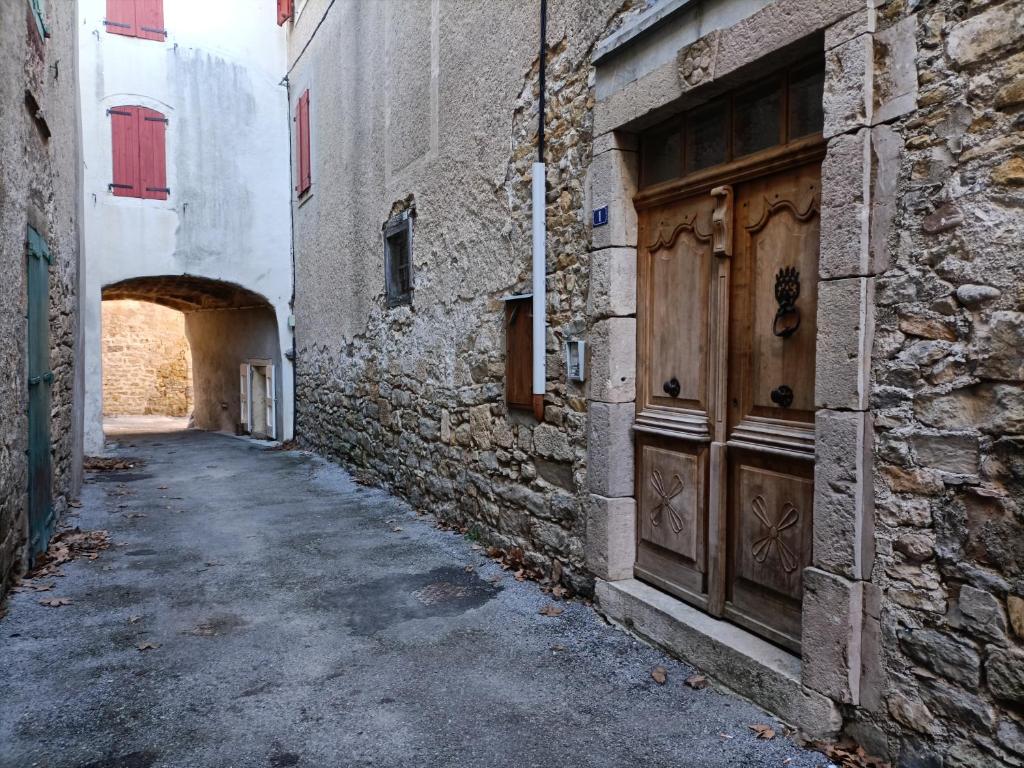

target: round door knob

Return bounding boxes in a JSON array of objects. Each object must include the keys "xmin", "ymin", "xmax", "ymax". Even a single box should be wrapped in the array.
[{"xmin": 663, "ymin": 377, "xmax": 681, "ymax": 398}]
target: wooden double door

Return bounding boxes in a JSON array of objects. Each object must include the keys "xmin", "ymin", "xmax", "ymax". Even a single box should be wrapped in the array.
[{"xmin": 634, "ymin": 159, "xmax": 821, "ymax": 653}]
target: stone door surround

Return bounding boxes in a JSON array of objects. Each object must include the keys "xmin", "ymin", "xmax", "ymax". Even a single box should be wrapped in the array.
[{"xmin": 584, "ymin": 0, "xmax": 915, "ymax": 740}]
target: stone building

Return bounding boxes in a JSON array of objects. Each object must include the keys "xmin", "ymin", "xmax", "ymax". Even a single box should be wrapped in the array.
[
  {"xmin": 284, "ymin": 0, "xmax": 1024, "ymax": 763},
  {"xmin": 78, "ymin": 0, "xmax": 294, "ymax": 448},
  {"xmin": 0, "ymin": 0, "xmax": 85, "ymax": 592}
]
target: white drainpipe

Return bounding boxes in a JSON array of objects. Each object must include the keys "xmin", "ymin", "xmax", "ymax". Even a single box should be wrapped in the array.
[{"xmin": 531, "ymin": 161, "xmax": 546, "ymax": 422}]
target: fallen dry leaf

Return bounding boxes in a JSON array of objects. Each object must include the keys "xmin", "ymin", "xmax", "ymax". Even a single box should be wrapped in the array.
[
  {"xmin": 685, "ymin": 674, "xmax": 708, "ymax": 690},
  {"xmin": 136, "ymin": 641, "xmax": 160, "ymax": 651},
  {"xmin": 538, "ymin": 604, "xmax": 564, "ymax": 617},
  {"xmin": 651, "ymin": 666, "xmax": 668, "ymax": 685},
  {"xmin": 808, "ymin": 738, "xmax": 892, "ymax": 768},
  {"xmin": 463, "ymin": 565, "xmax": 475, "ymax": 573},
  {"xmin": 748, "ymin": 723, "xmax": 776, "ymax": 740},
  {"xmin": 550, "ymin": 643, "xmax": 566, "ymax": 652},
  {"xmin": 391, "ymin": 526, "xmax": 403, "ymax": 533},
  {"xmin": 14, "ymin": 581, "xmax": 54, "ymax": 593},
  {"xmin": 84, "ymin": 456, "xmax": 143, "ymax": 471},
  {"xmin": 157, "ymin": 485, "xmax": 168, "ymax": 490},
  {"xmin": 69, "ymin": 500, "xmax": 83, "ymax": 508},
  {"xmin": 127, "ymin": 615, "xmax": 142, "ymax": 624},
  {"xmin": 718, "ymin": 733, "xmax": 734, "ymax": 740},
  {"xmin": 27, "ymin": 528, "xmax": 110, "ymax": 579},
  {"xmin": 39, "ymin": 597, "xmax": 72, "ymax": 607}
]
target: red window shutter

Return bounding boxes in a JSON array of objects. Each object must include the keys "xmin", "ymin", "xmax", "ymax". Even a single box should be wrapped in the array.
[
  {"xmin": 110, "ymin": 106, "xmax": 140, "ymax": 198},
  {"xmin": 296, "ymin": 90, "xmax": 311, "ymax": 196},
  {"xmin": 277, "ymin": 0, "xmax": 294, "ymax": 26},
  {"xmin": 139, "ymin": 108, "xmax": 168, "ymax": 200},
  {"xmin": 135, "ymin": 0, "xmax": 166, "ymax": 41},
  {"xmin": 105, "ymin": 0, "xmax": 137, "ymax": 37}
]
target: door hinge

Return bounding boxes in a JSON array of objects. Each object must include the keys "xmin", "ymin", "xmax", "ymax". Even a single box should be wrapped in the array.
[
  {"xmin": 146, "ymin": 187, "xmax": 171, "ymax": 194},
  {"xmin": 102, "ymin": 19, "xmax": 131, "ymax": 28},
  {"xmin": 106, "ymin": 108, "xmax": 132, "ymax": 117},
  {"xmin": 140, "ymin": 26, "xmax": 167, "ymax": 35},
  {"xmin": 144, "ymin": 116, "xmax": 169, "ymax": 124},
  {"xmin": 108, "ymin": 183, "xmax": 133, "ymax": 190}
]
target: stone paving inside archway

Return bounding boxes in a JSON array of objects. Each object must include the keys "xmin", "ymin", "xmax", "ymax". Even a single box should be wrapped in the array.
[{"xmin": 0, "ymin": 424, "xmax": 829, "ymax": 767}]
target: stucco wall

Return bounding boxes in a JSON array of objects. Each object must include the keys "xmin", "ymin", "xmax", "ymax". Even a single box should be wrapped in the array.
[
  {"xmin": 102, "ymin": 300, "xmax": 192, "ymax": 416},
  {"xmin": 185, "ymin": 307, "xmax": 281, "ymax": 435},
  {"xmin": 289, "ymin": 0, "xmax": 641, "ymax": 590},
  {"xmin": 0, "ymin": 0, "xmax": 83, "ymax": 593},
  {"xmin": 78, "ymin": 0, "xmax": 293, "ymax": 451}
]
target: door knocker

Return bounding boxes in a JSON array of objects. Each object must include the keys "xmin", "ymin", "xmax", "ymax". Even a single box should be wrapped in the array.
[
  {"xmin": 770, "ymin": 385, "xmax": 794, "ymax": 408},
  {"xmin": 772, "ymin": 266, "xmax": 801, "ymax": 338},
  {"xmin": 663, "ymin": 377, "xmax": 681, "ymax": 398}
]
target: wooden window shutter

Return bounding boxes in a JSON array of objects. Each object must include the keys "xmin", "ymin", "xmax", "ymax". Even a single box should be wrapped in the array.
[
  {"xmin": 296, "ymin": 90, "xmax": 311, "ymax": 196},
  {"xmin": 105, "ymin": 0, "xmax": 137, "ymax": 37},
  {"xmin": 135, "ymin": 0, "xmax": 166, "ymax": 41},
  {"xmin": 139, "ymin": 107, "xmax": 168, "ymax": 200},
  {"xmin": 277, "ymin": 0, "xmax": 294, "ymax": 26},
  {"xmin": 505, "ymin": 297, "xmax": 533, "ymax": 410},
  {"xmin": 110, "ymin": 106, "xmax": 140, "ymax": 197}
]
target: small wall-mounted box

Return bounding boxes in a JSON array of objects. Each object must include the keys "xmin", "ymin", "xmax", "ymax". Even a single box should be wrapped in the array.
[{"xmin": 565, "ymin": 339, "xmax": 585, "ymax": 382}]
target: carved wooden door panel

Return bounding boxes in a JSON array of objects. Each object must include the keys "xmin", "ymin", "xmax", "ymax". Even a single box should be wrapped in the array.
[
  {"xmin": 634, "ymin": 193, "xmax": 718, "ymax": 609},
  {"xmin": 724, "ymin": 162, "xmax": 820, "ymax": 652},
  {"xmin": 635, "ymin": 161, "xmax": 820, "ymax": 654}
]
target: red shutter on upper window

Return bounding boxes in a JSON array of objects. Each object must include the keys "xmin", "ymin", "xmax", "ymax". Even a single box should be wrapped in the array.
[
  {"xmin": 296, "ymin": 90, "xmax": 311, "ymax": 196},
  {"xmin": 105, "ymin": 0, "xmax": 137, "ymax": 36},
  {"xmin": 139, "ymin": 108, "xmax": 168, "ymax": 200},
  {"xmin": 277, "ymin": 0, "xmax": 294, "ymax": 26},
  {"xmin": 135, "ymin": 0, "xmax": 165, "ymax": 41},
  {"xmin": 110, "ymin": 106, "xmax": 140, "ymax": 197}
]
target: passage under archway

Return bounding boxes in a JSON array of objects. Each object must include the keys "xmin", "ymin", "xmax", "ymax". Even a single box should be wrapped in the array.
[
  {"xmin": 101, "ymin": 275, "xmax": 281, "ymax": 439},
  {"xmin": 102, "ymin": 299, "xmax": 193, "ymax": 419}
]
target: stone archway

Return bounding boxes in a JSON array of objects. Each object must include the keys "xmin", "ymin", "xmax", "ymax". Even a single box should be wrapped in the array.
[{"xmin": 91, "ymin": 275, "xmax": 283, "ymax": 446}]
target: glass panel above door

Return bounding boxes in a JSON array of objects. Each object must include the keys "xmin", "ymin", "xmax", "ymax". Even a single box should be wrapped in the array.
[{"xmin": 637, "ymin": 56, "xmax": 824, "ymax": 190}]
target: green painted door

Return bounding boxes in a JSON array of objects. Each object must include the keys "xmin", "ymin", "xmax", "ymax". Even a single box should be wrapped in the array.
[{"xmin": 26, "ymin": 225, "xmax": 54, "ymax": 564}]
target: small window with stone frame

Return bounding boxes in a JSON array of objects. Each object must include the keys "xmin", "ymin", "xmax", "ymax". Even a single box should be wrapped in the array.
[{"xmin": 383, "ymin": 210, "xmax": 414, "ymax": 307}]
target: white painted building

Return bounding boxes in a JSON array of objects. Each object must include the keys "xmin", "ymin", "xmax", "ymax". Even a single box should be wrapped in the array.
[{"xmin": 79, "ymin": 0, "xmax": 293, "ymax": 451}]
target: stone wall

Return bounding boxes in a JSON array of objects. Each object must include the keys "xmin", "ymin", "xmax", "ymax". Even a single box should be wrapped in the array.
[
  {"xmin": 291, "ymin": 0, "xmax": 641, "ymax": 593},
  {"xmin": 861, "ymin": 0, "xmax": 1024, "ymax": 764},
  {"xmin": 102, "ymin": 300, "xmax": 192, "ymax": 417},
  {"xmin": 0, "ymin": 0, "xmax": 83, "ymax": 594}
]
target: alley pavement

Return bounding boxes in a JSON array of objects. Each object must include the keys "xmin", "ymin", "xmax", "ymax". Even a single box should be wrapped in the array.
[{"xmin": 1, "ymin": 425, "xmax": 829, "ymax": 768}]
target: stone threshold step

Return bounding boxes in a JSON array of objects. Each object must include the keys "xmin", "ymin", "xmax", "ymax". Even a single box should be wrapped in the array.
[{"xmin": 595, "ymin": 578, "xmax": 841, "ymax": 740}]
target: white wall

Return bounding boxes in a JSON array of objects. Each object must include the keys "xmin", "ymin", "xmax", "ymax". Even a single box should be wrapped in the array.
[{"xmin": 79, "ymin": 0, "xmax": 293, "ymax": 451}]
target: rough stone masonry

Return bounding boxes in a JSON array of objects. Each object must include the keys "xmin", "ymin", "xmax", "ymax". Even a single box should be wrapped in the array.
[
  {"xmin": 0, "ymin": 0, "xmax": 83, "ymax": 594},
  {"xmin": 293, "ymin": 0, "xmax": 643, "ymax": 594},
  {"xmin": 858, "ymin": 0, "xmax": 1024, "ymax": 764}
]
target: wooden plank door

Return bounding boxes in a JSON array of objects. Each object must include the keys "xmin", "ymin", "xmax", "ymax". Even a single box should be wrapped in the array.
[
  {"xmin": 634, "ymin": 192, "xmax": 720, "ymax": 610},
  {"xmin": 724, "ymin": 162, "xmax": 820, "ymax": 652},
  {"xmin": 27, "ymin": 226, "xmax": 54, "ymax": 565}
]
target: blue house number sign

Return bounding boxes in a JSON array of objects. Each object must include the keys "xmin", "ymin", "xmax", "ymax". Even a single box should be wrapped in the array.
[{"xmin": 592, "ymin": 205, "xmax": 609, "ymax": 227}]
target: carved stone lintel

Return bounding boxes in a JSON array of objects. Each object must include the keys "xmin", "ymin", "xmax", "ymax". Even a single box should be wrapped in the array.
[{"xmin": 711, "ymin": 185, "xmax": 733, "ymax": 258}]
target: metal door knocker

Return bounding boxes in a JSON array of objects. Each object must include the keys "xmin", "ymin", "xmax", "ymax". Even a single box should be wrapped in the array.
[
  {"xmin": 772, "ymin": 266, "xmax": 801, "ymax": 338},
  {"xmin": 770, "ymin": 385, "xmax": 794, "ymax": 408},
  {"xmin": 663, "ymin": 377, "xmax": 681, "ymax": 398}
]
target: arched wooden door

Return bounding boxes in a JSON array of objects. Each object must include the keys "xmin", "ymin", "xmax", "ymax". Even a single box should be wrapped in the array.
[{"xmin": 634, "ymin": 158, "xmax": 821, "ymax": 654}]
